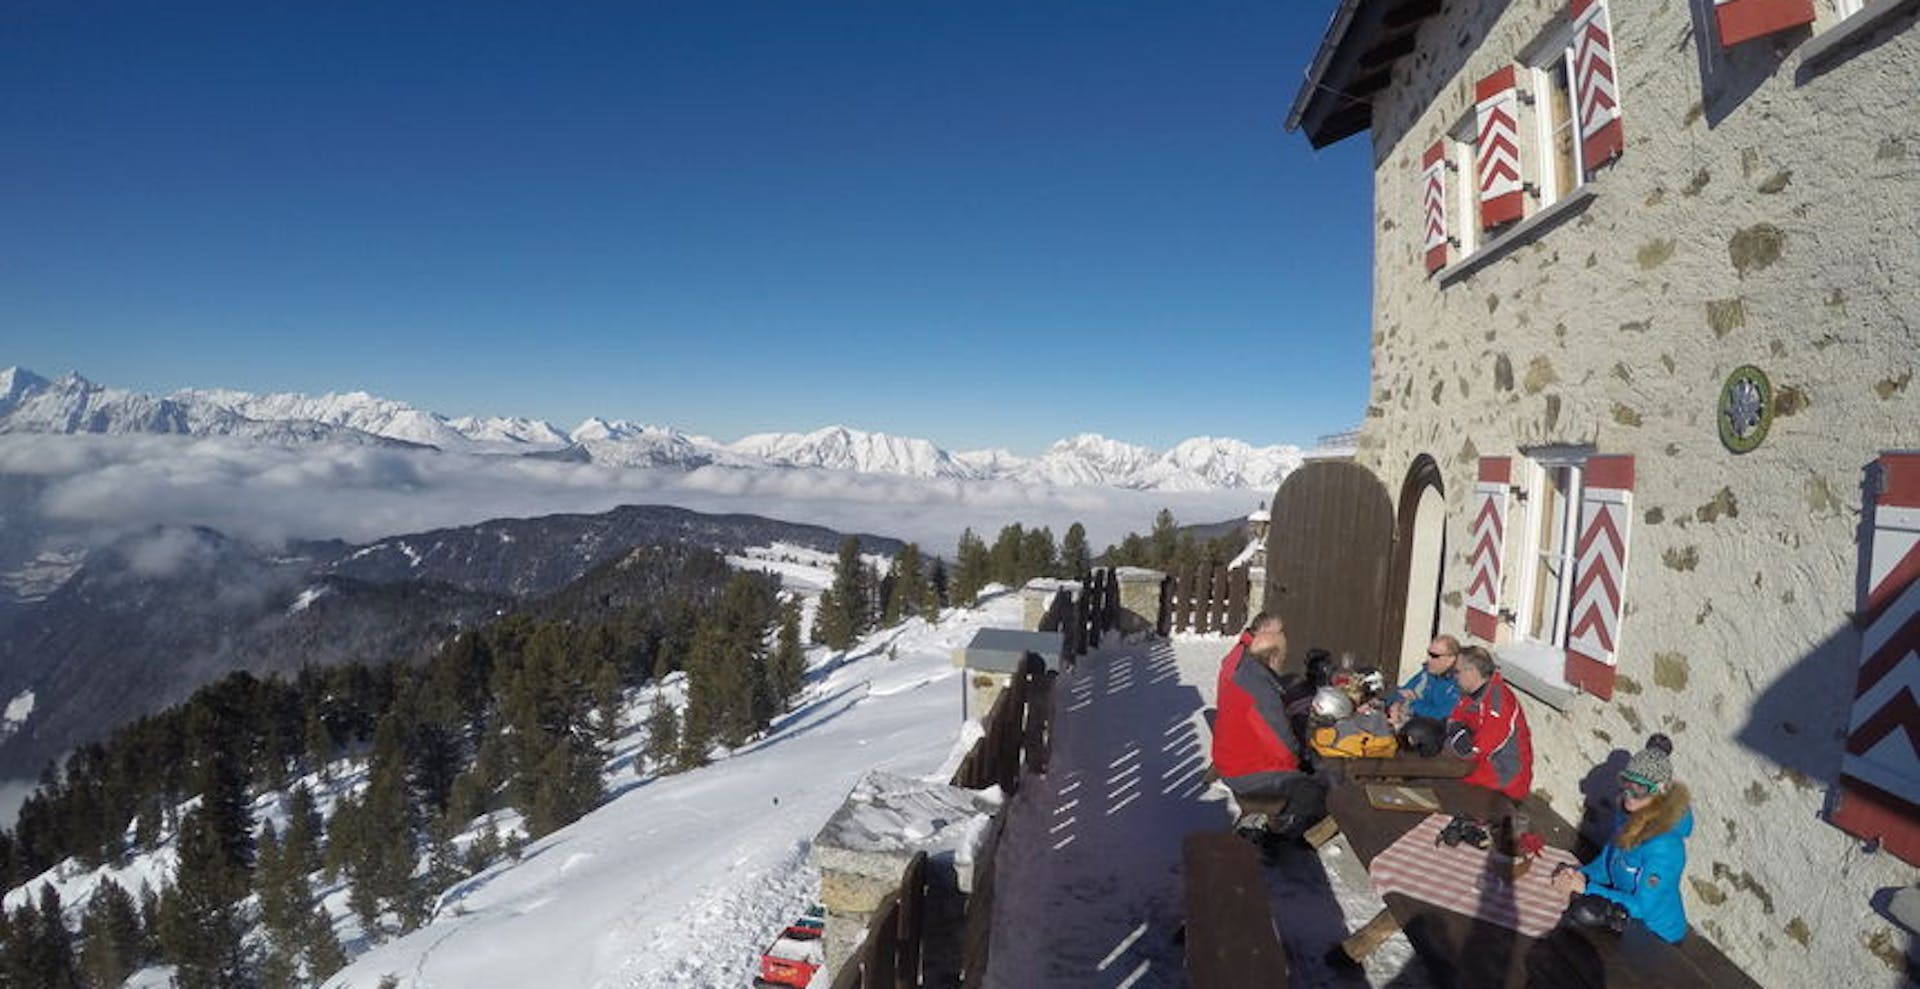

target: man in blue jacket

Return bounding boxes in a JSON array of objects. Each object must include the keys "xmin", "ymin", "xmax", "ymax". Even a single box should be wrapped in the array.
[{"xmin": 1388, "ymin": 634, "xmax": 1461, "ymax": 727}]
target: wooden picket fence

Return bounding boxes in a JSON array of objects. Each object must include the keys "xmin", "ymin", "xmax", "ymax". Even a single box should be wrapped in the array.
[{"xmin": 1159, "ymin": 562, "xmax": 1250, "ymax": 635}]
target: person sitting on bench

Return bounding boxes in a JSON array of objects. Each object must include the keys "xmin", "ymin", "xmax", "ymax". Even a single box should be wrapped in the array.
[
  {"xmin": 1552, "ymin": 734, "xmax": 1694, "ymax": 943},
  {"xmin": 1211, "ymin": 612, "xmax": 1326, "ymax": 846},
  {"xmin": 1388, "ymin": 634, "xmax": 1461, "ymax": 728},
  {"xmin": 1444, "ymin": 646, "xmax": 1533, "ymax": 801}
]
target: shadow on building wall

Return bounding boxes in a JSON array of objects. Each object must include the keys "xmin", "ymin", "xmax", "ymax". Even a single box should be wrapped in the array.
[{"xmin": 1686, "ymin": 0, "xmax": 1809, "ymax": 126}]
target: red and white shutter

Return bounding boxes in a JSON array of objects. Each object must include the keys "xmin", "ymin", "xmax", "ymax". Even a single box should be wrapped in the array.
[
  {"xmin": 1475, "ymin": 66, "xmax": 1524, "ymax": 230},
  {"xmin": 1713, "ymin": 0, "xmax": 1816, "ymax": 47},
  {"xmin": 1422, "ymin": 141, "xmax": 1448, "ymax": 274},
  {"xmin": 1565, "ymin": 456, "xmax": 1633, "ymax": 699},
  {"xmin": 1833, "ymin": 452, "xmax": 1920, "ymax": 866},
  {"xmin": 1570, "ymin": 0, "xmax": 1624, "ymax": 168},
  {"xmin": 1465, "ymin": 457, "xmax": 1510, "ymax": 641}
]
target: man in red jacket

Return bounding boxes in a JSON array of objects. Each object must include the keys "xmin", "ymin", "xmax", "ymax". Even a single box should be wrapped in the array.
[
  {"xmin": 1212, "ymin": 612, "xmax": 1325, "ymax": 844},
  {"xmin": 1446, "ymin": 645, "xmax": 1534, "ymax": 801}
]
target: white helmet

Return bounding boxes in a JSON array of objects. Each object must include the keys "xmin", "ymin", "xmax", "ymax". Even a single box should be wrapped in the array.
[{"xmin": 1310, "ymin": 686, "xmax": 1354, "ymax": 723}]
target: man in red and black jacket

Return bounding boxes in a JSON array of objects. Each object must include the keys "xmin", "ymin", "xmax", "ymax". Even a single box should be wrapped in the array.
[
  {"xmin": 1446, "ymin": 645, "xmax": 1534, "ymax": 801},
  {"xmin": 1211, "ymin": 612, "xmax": 1326, "ymax": 842}
]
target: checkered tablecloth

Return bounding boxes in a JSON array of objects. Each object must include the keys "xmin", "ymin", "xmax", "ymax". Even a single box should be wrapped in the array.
[{"xmin": 1368, "ymin": 812, "xmax": 1581, "ymax": 938}]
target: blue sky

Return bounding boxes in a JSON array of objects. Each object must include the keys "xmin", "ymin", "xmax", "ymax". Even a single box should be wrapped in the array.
[{"xmin": 1, "ymin": 2, "xmax": 1373, "ymax": 454}]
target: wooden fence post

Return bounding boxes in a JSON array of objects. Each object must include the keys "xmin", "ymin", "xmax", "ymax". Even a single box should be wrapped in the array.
[
  {"xmin": 1227, "ymin": 566, "xmax": 1249, "ymax": 633},
  {"xmin": 1021, "ymin": 655, "xmax": 1052, "ymax": 777},
  {"xmin": 894, "ymin": 852, "xmax": 927, "ymax": 989}
]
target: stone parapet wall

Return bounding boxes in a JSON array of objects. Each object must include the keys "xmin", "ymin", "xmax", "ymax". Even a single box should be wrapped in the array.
[{"xmin": 1358, "ymin": 0, "xmax": 1918, "ymax": 982}]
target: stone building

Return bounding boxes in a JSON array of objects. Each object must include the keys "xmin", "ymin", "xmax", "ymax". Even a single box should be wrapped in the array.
[{"xmin": 1286, "ymin": 0, "xmax": 1918, "ymax": 982}]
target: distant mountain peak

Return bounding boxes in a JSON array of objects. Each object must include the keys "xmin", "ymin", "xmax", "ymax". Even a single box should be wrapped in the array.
[{"xmin": 0, "ymin": 364, "xmax": 1303, "ymax": 491}]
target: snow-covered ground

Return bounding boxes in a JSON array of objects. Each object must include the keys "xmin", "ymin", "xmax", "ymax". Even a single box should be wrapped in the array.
[{"xmin": 6, "ymin": 561, "xmax": 1434, "ymax": 989}]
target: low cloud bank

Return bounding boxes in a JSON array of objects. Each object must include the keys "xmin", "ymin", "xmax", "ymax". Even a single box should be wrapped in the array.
[{"xmin": 0, "ymin": 434, "xmax": 1265, "ymax": 560}]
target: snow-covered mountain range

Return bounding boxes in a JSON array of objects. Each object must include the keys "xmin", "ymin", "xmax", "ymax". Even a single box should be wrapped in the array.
[{"xmin": 0, "ymin": 366, "xmax": 1303, "ymax": 491}]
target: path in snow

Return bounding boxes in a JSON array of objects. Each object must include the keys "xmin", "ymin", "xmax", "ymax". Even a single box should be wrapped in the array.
[{"xmin": 983, "ymin": 636, "xmax": 1431, "ymax": 988}]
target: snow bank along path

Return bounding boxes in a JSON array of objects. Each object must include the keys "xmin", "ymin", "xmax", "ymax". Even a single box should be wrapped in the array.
[{"xmin": 323, "ymin": 594, "xmax": 1023, "ymax": 989}]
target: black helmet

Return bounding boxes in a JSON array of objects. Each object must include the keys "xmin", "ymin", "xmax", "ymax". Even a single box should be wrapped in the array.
[
  {"xmin": 1399, "ymin": 716, "xmax": 1446, "ymax": 758},
  {"xmin": 1305, "ymin": 649, "xmax": 1334, "ymax": 688}
]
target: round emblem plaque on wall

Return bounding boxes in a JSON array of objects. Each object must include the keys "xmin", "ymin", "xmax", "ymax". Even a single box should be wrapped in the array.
[{"xmin": 1718, "ymin": 364, "xmax": 1773, "ymax": 454}]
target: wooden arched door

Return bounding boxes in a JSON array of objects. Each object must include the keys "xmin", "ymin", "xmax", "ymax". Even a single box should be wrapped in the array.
[{"xmin": 1262, "ymin": 460, "xmax": 1395, "ymax": 675}]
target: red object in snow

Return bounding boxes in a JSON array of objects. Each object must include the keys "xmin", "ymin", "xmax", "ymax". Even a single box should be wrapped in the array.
[{"xmin": 755, "ymin": 917, "xmax": 825, "ymax": 988}]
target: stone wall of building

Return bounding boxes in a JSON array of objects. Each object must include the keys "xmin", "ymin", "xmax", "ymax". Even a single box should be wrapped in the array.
[{"xmin": 1357, "ymin": 0, "xmax": 1917, "ymax": 982}]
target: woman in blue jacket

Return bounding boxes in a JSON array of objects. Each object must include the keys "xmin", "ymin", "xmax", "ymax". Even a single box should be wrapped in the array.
[{"xmin": 1552, "ymin": 733, "xmax": 1693, "ymax": 943}]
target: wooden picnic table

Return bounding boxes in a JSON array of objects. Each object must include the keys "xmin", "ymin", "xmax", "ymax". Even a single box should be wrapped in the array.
[{"xmin": 1325, "ymin": 779, "xmax": 1759, "ymax": 989}]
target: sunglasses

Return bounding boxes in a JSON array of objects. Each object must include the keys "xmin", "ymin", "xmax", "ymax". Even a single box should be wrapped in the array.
[{"xmin": 1427, "ymin": 650, "xmax": 1456, "ymax": 658}]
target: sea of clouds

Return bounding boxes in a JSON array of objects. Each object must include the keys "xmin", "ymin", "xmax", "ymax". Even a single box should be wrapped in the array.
[{"xmin": 0, "ymin": 433, "xmax": 1266, "ymax": 571}]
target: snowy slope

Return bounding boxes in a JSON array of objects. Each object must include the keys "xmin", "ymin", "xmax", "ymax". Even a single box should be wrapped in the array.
[{"xmin": 323, "ymin": 595, "xmax": 1015, "ymax": 989}]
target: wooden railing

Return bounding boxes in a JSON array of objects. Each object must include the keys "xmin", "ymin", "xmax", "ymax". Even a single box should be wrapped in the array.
[
  {"xmin": 830, "ymin": 851, "xmax": 928, "ymax": 989},
  {"xmin": 1159, "ymin": 563, "xmax": 1249, "ymax": 635},
  {"xmin": 1038, "ymin": 567, "xmax": 1120, "ymax": 663},
  {"xmin": 950, "ymin": 652, "xmax": 1051, "ymax": 793}
]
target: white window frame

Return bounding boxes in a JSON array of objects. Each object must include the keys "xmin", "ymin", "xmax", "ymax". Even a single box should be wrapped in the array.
[
  {"xmin": 1511, "ymin": 446, "xmax": 1588, "ymax": 649},
  {"xmin": 1522, "ymin": 22, "xmax": 1586, "ymax": 211}
]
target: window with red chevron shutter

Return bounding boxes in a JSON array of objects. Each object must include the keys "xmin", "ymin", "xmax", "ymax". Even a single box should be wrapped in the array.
[
  {"xmin": 1465, "ymin": 457, "xmax": 1511, "ymax": 641},
  {"xmin": 1570, "ymin": 0, "xmax": 1624, "ymax": 168},
  {"xmin": 1421, "ymin": 142, "xmax": 1448, "ymax": 274},
  {"xmin": 1833, "ymin": 452, "xmax": 1920, "ymax": 866},
  {"xmin": 1564, "ymin": 455, "xmax": 1632, "ymax": 699},
  {"xmin": 1712, "ymin": 0, "xmax": 1815, "ymax": 47},
  {"xmin": 1474, "ymin": 67, "xmax": 1524, "ymax": 230}
]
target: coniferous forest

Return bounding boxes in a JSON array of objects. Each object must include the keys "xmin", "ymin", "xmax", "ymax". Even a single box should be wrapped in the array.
[{"xmin": 0, "ymin": 543, "xmax": 808, "ymax": 989}]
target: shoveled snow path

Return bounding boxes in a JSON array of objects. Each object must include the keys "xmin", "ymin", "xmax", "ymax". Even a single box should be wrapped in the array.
[
  {"xmin": 322, "ymin": 595, "xmax": 1020, "ymax": 989},
  {"xmin": 982, "ymin": 636, "xmax": 1430, "ymax": 988}
]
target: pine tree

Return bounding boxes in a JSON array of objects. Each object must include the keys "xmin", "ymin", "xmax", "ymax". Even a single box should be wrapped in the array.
[
  {"xmin": 85, "ymin": 886, "xmax": 143, "ymax": 985},
  {"xmin": 643, "ymin": 701, "xmax": 680, "ymax": 774},
  {"xmin": 884, "ymin": 544, "xmax": 929, "ymax": 625},
  {"xmin": 951, "ymin": 529, "xmax": 991, "ymax": 606},
  {"xmin": 769, "ymin": 599, "xmax": 806, "ymax": 712},
  {"xmin": 303, "ymin": 906, "xmax": 347, "ymax": 982},
  {"xmin": 1020, "ymin": 525, "xmax": 1058, "ymax": 581},
  {"xmin": 79, "ymin": 877, "xmax": 143, "ymax": 989},
  {"xmin": 31, "ymin": 885, "xmax": 81, "ymax": 989},
  {"xmin": 1150, "ymin": 508, "xmax": 1179, "ymax": 568},
  {"xmin": 928, "ymin": 558, "xmax": 949, "ymax": 611},
  {"xmin": 814, "ymin": 537, "xmax": 871, "ymax": 650},
  {"xmin": 810, "ymin": 587, "xmax": 840, "ymax": 647},
  {"xmin": 592, "ymin": 655, "xmax": 624, "ymax": 747},
  {"xmin": 160, "ymin": 806, "xmax": 250, "ymax": 989},
  {"xmin": 283, "ymin": 784, "xmax": 322, "ymax": 881},
  {"xmin": 344, "ymin": 710, "xmax": 420, "ymax": 934},
  {"xmin": 988, "ymin": 523, "xmax": 1024, "ymax": 586},
  {"xmin": 1061, "ymin": 522, "xmax": 1091, "ymax": 579}
]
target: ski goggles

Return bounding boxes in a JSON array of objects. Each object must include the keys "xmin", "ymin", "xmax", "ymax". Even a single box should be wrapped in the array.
[{"xmin": 1619, "ymin": 777, "xmax": 1657, "ymax": 799}]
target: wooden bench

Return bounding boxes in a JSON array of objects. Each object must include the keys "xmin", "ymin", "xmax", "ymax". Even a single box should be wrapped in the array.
[
  {"xmin": 1326, "ymin": 781, "xmax": 1760, "ymax": 988},
  {"xmin": 1181, "ymin": 832, "xmax": 1288, "ymax": 988}
]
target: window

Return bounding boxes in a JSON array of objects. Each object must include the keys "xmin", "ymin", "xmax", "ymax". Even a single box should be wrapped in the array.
[
  {"xmin": 1531, "ymin": 46, "xmax": 1584, "ymax": 207},
  {"xmin": 1429, "ymin": 6, "xmax": 1617, "ymax": 281},
  {"xmin": 1513, "ymin": 448, "xmax": 1588, "ymax": 648}
]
